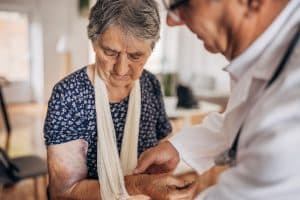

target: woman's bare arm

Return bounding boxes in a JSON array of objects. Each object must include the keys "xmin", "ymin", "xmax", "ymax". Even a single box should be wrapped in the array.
[
  {"xmin": 47, "ymin": 139, "xmax": 197, "ymax": 200},
  {"xmin": 47, "ymin": 139, "xmax": 147, "ymax": 200},
  {"xmin": 47, "ymin": 139, "xmax": 101, "ymax": 200}
]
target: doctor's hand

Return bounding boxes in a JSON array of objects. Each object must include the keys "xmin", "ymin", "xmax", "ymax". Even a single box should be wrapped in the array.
[
  {"xmin": 134, "ymin": 141, "xmax": 180, "ymax": 174},
  {"xmin": 125, "ymin": 173, "xmax": 197, "ymax": 200}
]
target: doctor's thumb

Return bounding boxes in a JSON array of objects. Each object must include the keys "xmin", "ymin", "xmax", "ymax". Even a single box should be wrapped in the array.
[{"xmin": 134, "ymin": 148, "xmax": 157, "ymax": 174}]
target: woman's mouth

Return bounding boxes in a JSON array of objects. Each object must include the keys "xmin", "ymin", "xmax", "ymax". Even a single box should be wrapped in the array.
[{"xmin": 111, "ymin": 74, "xmax": 130, "ymax": 81}]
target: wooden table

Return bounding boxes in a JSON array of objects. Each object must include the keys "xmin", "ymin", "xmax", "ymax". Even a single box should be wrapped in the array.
[{"xmin": 164, "ymin": 96, "xmax": 222, "ymax": 126}]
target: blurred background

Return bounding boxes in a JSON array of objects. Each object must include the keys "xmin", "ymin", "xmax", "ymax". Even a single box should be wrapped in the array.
[{"xmin": 0, "ymin": 0, "xmax": 230, "ymax": 199}]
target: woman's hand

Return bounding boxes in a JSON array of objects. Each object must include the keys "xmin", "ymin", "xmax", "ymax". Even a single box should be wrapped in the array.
[{"xmin": 125, "ymin": 173, "xmax": 198, "ymax": 200}]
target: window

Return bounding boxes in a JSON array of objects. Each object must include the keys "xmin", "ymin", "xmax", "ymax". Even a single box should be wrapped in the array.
[{"xmin": 0, "ymin": 11, "xmax": 30, "ymax": 81}]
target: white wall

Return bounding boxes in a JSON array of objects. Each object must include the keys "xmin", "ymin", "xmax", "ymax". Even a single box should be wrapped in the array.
[
  {"xmin": 1, "ymin": 0, "xmax": 229, "ymax": 103},
  {"xmin": 0, "ymin": 0, "xmax": 47, "ymax": 103},
  {"xmin": 40, "ymin": 0, "xmax": 89, "ymax": 103},
  {"xmin": 0, "ymin": 0, "xmax": 90, "ymax": 103}
]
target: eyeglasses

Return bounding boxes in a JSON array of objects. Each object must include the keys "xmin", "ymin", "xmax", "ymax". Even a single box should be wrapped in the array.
[{"xmin": 162, "ymin": 0, "xmax": 188, "ymax": 22}]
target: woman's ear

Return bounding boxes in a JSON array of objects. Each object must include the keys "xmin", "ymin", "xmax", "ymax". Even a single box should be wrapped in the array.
[{"xmin": 92, "ymin": 41, "xmax": 97, "ymax": 51}]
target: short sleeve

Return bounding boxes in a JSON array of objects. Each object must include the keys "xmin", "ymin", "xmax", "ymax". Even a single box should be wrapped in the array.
[
  {"xmin": 153, "ymin": 77, "xmax": 172, "ymax": 140},
  {"xmin": 43, "ymin": 84, "xmax": 86, "ymax": 145}
]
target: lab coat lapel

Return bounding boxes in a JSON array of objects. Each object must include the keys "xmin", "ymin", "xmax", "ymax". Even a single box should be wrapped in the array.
[
  {"xmin": 253, "ymin": 6, "xmax": 300, "ymax": 80},
  {"xmin": 222, "ymin": 40, "xmax": 289, "ymax": 146},
  {"xmin": 222, "ymin": 75, "xmax": 263, "ymax": 146},
  {"xmin": 221, "ymin": 9, "xmax": 300, "ymax": 146},
  {"xmin": 225, "ymin": 74, "xmax": 252, "ymax": 114}
]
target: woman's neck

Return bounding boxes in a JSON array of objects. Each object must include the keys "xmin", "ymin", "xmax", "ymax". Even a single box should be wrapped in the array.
[{"xmin": 106, "ymin": 84, "xmax": 131, "ymax": 103}]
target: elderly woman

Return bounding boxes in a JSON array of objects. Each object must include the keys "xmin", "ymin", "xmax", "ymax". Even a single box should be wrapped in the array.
[{"xmin": 44, "ymin": 0, "xmax": 197, "ymax": 199}]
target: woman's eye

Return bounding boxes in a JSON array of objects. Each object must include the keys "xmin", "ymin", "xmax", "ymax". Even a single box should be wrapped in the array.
[
  {"xmin": 104, "ymin": 50, "xmax": 117, "ymax": 57},
  {"xmin": 129, "ymin": 54, "xmax": 141, "ymax": 60}
]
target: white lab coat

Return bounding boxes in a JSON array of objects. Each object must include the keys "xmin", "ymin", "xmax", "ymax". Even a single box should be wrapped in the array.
[{"xmin": 170, "ymin": 1, "xmax": 300, "ymax": 199}]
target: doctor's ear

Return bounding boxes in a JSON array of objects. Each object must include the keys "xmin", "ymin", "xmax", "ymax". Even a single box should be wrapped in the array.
[{"xmin": 239, "ymin": 0, "xmax": 262, "ymax": 12}]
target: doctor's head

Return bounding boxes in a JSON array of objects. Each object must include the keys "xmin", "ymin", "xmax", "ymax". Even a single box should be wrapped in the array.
[{"xmin": 163, "ymin": 0, "xmax": 289, "ymax": 60}]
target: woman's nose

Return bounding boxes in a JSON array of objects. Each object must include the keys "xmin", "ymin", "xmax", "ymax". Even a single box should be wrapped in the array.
[{"xmin": 114, "ymin": 55, "xmax": 129, "ymax": 76}]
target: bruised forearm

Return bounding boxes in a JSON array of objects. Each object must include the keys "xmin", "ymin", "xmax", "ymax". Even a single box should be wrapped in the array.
[
  {"xmin": 51, "ymin": 176, "xmax": 145, "ymax": 200},
  {"xmin": 51, "ymin": 179, "xmax": 101, "ymax": 200}
]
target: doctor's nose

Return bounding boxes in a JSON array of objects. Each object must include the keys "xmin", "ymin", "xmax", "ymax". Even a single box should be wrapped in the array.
[{"xmin": 166, "ymin": 12, "xmax": 185, "ymax": 26}]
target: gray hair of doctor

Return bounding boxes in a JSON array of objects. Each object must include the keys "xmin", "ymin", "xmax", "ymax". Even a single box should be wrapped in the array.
[{"xmin": 87, "ymin": 0, "xmax": 160, "ymax": 49}]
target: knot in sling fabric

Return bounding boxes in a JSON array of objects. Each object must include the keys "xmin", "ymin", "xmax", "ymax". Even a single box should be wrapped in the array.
[{"xmin": 94, "ymin": 67, "xmax": 141, "ymax": 200}]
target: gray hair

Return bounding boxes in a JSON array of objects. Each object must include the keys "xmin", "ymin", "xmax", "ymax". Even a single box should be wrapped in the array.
[{"xmin": 87, "ymin": 0, "xmax": 160, "ymax": 49}]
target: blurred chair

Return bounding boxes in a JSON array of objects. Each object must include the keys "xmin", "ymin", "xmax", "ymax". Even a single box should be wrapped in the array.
[
  {"xmin": 0, "ymin": 76, "xmax": 11, "ymax": 151},
  {"xmin": 0, "ymin": 147, "xmax": 47, "ymax": 200},
  {"xmin": 176, "ymin": 84, "xmax": 199, "ymax": 109}
]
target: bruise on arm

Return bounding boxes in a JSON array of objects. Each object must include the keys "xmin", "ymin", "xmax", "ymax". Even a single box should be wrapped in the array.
[
  {"xmin": 48, "ymin": 138, "xmax": 171, "ymax": 199},
  {"xmin": 47, "ymin": 139, "xmax": 101, "ymax": 200}
]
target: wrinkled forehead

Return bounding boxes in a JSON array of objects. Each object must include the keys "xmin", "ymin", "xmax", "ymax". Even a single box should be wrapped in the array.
[{"xmin": 97, "ymin": 25, "xmax": 152, "ymax": 52}]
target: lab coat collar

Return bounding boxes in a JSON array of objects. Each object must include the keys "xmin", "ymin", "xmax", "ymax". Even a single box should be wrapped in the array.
[
  {"xmin": 224, "ymin": 0, "xmax": 300, "ymax": 82},
  {"xmin": 252, "ymin": 11, "xmax": 300, "ymax": 81},
  {"xmin": 224, "ymin": 1, "xmax": 300, "ymax": 114}
]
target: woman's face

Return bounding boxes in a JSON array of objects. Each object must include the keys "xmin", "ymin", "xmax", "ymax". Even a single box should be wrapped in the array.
[{"xmin": 93, "ymin": 25, "xmax": 152, "ymax": 88}]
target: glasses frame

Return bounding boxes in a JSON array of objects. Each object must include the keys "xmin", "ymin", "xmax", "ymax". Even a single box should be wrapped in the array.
[{"xmin": 168, "ymin": 0, "xmax": 188, "ymax": 10}]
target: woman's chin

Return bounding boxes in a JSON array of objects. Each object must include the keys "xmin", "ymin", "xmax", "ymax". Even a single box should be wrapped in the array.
[{"xmin": 110, "ymin": 79, "xmax": 132, "ymax": 88}]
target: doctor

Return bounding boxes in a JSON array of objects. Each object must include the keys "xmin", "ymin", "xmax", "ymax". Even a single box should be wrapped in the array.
[{"xmin": 134, "ymin": 0, "xmax": 300, "ymax": 199}]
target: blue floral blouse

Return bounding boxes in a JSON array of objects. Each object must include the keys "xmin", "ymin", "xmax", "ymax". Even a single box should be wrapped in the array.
[{"xmin": 44, "ymin": 67, "xmax": 172, "ymax": 178}]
